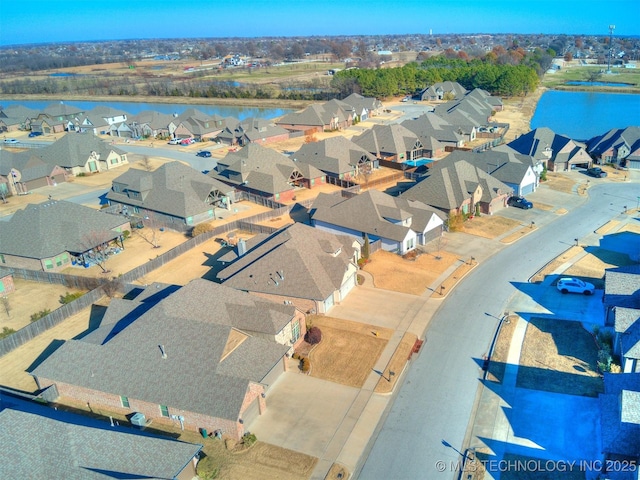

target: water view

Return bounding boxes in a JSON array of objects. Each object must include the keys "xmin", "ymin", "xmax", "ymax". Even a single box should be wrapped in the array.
[
  {"xmin": 0, "ymin": 99, "xmax": 294, "ymax": 121},
  {"xmin": 566, "ymin": 81, "xmax": 633, "ymax": 88},
  {"xmin": 530, "ymin": 90, "xmax": 640, "ymax": 140}
]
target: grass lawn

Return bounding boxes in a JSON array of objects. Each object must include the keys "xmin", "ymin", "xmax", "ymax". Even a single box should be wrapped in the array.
[
  {"xmin": 542, "ymin": 173, "xmax": 578, "ymax": 194},
  {"xmin": 461, "ymin": 215, "xmax": 522, "ymax": 239},
  {"xmin": 307, "ymin": 316, "xmax": 393, "ymax": 388},
  {"xmin": 516, "ymin": 318, "xmax": 603, "ymax": 397},
  {"xmin": 486, "ymin": 315, "xmax": 519, "ymax": 384}
]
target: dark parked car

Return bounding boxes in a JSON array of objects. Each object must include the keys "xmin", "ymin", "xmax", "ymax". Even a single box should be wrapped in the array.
[
  {"xmin": 196, "ymin": 150, "xmax": 212, "ymax": 158},
  {"xmin": 507, "ymin": 196, "xmax": 533, "ymax": 209},
  {"xmin": 586, "ymin": 167, "xmax": 607, "ymax": 178},
  {"xmin": 28, "ymin": 131, "xmax": 43, "ymax": 137}
]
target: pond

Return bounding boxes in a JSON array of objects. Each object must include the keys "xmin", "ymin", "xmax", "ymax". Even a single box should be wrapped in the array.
[{"xmin": 566, "ymin": 81, "xmax": 633, "ymax": 87}]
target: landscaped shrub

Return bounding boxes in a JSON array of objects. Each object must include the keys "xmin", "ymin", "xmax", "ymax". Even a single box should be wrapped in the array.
[
  {"xmin": 0, "ymin": 327, "xmax": 16, "ymax": 339},
  {"xmin": 305, "ymin": 326, "xmax": 322, "ymax": 345},
  {"xmin": 242, "ymin": 432, "xmax": 257, "ymax": 447},
  {"xmin": 192, "ymin": 223, "xmax": 214, "ymax": 237},
  {"xmin": 30, "ymin": 309, "xmax": 51, "ymax": 323},
  {"xmin": 292, "ymin": 352, "xmax": 300, "ymax": 360},
  {"xmin": 59, "ymin": 291, "xmax": 83, "ymax": 305},
  {"xmin": 301, "ymin": 356, "xmax": 311, "ymax": 372},
  {"xmin": 196, "ymin": 455, "xmax": 220, "ymax": 480}
]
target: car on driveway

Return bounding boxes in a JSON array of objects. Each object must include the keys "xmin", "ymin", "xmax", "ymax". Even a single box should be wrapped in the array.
[
  {"xmin": 556, "ymin": 277, "xmax": 595, "ymax": 295},
  {"xmin": 196, "ymin": 150, "xmax": 211, "ymax": 158},
  {"xmin": 28, "ymin": 131, "xmax": 43, "ymax": 137},
  {"xmin": 586, "ymin": 167, "xmax": 607, "ymax": 178},
  {"xmin": 507, "ymin": 196, "xmax": 533, "ymax": 209},
  {"xmin": 180, "ymin": 138, "xmax": 195, "ymax": 146},
  {"xmin": 3, "ymin": 138, "xmax": 18, "ymax": 144},
  {"xmin": 168, "ymin": 138, "xmax": 182, "ymax": 145}
]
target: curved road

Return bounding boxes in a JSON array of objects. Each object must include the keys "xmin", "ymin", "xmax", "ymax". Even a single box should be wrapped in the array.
[{"xmin": 357, "ymin": 182, "xmax": 639, "ymax": 479}]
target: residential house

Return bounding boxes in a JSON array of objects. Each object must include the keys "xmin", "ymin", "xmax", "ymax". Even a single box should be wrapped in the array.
[
  {"xmin": 0, "ymin": 271, "xmax": 15, "ymax": 295},
  {"xmin": 276, "ymin": 101, "xmax": 353, "ymax": 134},
  {"xmin": 127, "ymin": 110, "xmax": 177, "ymax": 139},
  {"xmin": 402, "ymin": 113, "xmax": 460, "ymax": 155},
  {"xmin": 400, "ymin": 158, "xmax": 512, "ymax": 216},
  {"xmin": 211, "ymin": 143, "xmax": 325, "ymax": 203},
  {"xmin": 507, "ymin": 127, "xmax": 592, "ymax": 172},
  {"xmin": 341, "ymin": 93, "xmax": 384, "ymax": 120},
  {"xmin": 291, "ymin": 136, "xmax": 378, "ymax": 181},
  {"xmin": 0, "ymin": 200, "xmax": 129, "ymax": 271},
  {"xmin": 218, "ymin": 117, "xmax": 290, "ymax": 147},
  {"xmin": 0, "ymin": 105, "xmax": 40, "ymax": 132},
  {"xmin": 30, "ymin": 279, "xmax": 293, "ymax": 439},
  {"xmin": 0, "ymin": 401, "xmax": 203, "ymax": 480},
  {"xmin": 613, "ymin": 307, "xmax": 640, "ymax": 373},
  {"xmin": 587, "ymin": 126, "xmax": 640, "ymax": 170},
  {"xmin": 107, "ymin": 161, "xmax": 233, "ymax": 232},
  {"xmin": 217, "ymin": 222, "xmax": 361, "ymax": 314},
  {"xmin": 465, "ymin": 88, "xmax": 503, "ymax": 112},
  {"xmin": 443, "ymin": 149, "xmax": 539, "ymax": 196},
  {"xmin": 599, "ymin": 373, "xmax": 640, "ymax": 475},
  {"xmin": 311, "ymin": 190, "xmax": 445, "ymax": 254},
  {"xmin": 33, "ymin": 134, "xmax": 129, "ymax": 175},
  {"xmin": 173, "ymin": 109, "xmax": 227, "ymax": 141},
  {"xmin": 418, "ymin": 81, "xmax": 468, "ymax": 101},
  {"xmin": 32, "ymin": 102, "xmax": 84, "ymax": 133},
  {"xmin": 604, "ymin": 265, "xmax": 640, "ymax": 325},
  {"xmin": 352, "ymin": 123, "xmax": 423, "ymax": 163},
  {"xmin": 0, "ymin": 149, "xmax": 67, "ymax": 196}
]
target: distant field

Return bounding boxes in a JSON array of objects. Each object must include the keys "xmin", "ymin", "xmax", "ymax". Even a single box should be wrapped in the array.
[{"xmin": 542, "ymin": 63, "xmax": 640, "ymax": 90}]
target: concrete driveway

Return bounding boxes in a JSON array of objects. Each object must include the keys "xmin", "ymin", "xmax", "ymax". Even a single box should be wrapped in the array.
[
  {"xmin": 249, "ymin": 372, "xmax": 360, "ymax": 458},
  {"xmin": 329, "ymin": 285, "xmax": 426, "ymax": 330}
]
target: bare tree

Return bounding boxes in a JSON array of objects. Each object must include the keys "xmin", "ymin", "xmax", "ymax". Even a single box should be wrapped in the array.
[
  {"xmin": 79, "ymin": 231, "xmax": 115, "ymax": 274},
  {"xmin": 1, "ymin": 296, "xmax": 10, "ymax": 318},
  {"xmin": 140, "ymin": 155, "xmax": 153, "ymax": 172},
  {"xmin": 135, "ymin": 211, "xmax": 161, "ymax": 248}
]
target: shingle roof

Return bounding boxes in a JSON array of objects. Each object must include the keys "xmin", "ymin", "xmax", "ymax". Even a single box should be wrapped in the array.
[
  {"xmin": 600, "ymin": 373, "xmax": 640, "ymax": 457},
  {"xmin": 508, "ymin": 127, "xmax": 590, "ymax": 164},
  {"xmin": 402, "ymin": 113, "xmax": 464, "ymax": 145},
  {"xmin": 33, "ymin": 133, "xmax": 126, "ymax": 169},
  {"xmin": 588, "ymin": 126, "xmax": 640, "ymax": 158},
  {"xmin": 217, "ymin": 223, "xmax": 357, "ymax": 301},
  {"xmin": 311, "ymin": 190, "xmax": 444, "ymax": 242},
  {"xmin": 292, "ymin": 136, "xmax": 376, "ymax": 176},
  {"xmin": 615, "ymin": 307, "xmax": 640, "ymax": 360},
  {"xmin": 0, "ymin": 405, "xmax": 202, "ymax": 480},
  {"xmin": 605, "ymin": 266, "xmax": 640, "ymax": 302},
  {"xmin": 0, "ymin": 149, "xmax": 59, "ymax": 182},
  {"xmin": 443, "ymin": 149, "xmax": 535, "ymax": 186},
  {"xmin": 0, "ymin": 200, "xmax": 127, "ymax": 258},
  {"xmin": 31, "ymin": 279, "xmax": 289, "ymax": 422},
  {"xmin": 107, "ymin": 161, "xmax": 233, "ymax": 219},
  {"xmin": 352, "ymin": 124, "xmax": 420, "ymax": 157}
]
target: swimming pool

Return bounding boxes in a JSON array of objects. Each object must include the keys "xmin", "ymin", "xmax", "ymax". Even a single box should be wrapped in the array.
[{"xmin": 404, "ymin": 159, "xmax": 434, "ymax": 167}]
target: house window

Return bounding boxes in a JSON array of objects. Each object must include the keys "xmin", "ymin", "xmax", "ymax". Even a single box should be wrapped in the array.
[
  {"xmin": 121, "ymin": 396, "xmax": 130, "ymax": 408},
  {"xmin": 160, "ymin": 405, "xmax": 169, "ymax": 417},
  {"xmin": 291, "ymin": 320, "xmax": 300, "ymax": 343},
  {"xmin": 133, "ymin": 207, "xmax": 140, "ymax": 214},
  {"xmin": 44, "ymin": 260, "xmax": 54, "ymax": 269},
  {"xmin": 275, "ymin": 193, "xmax": 280, "ymax": 200},
  {"xmin": 110, "ymin": 158, "xmax": 118, "ymax": 165},
  {"xmin": 186, "ymin": 216, "xmax": 193, "ymax": 225},
  {"xmin": 311, "ymin": 178, "xmax": 315, "ymax": 186},
  {"xmin": 55, "ymin": 256, "xmax": 63, "ymax": 267},
  {"xmin": 61, "ymin": 254, "xmax": 68, "ymax": 263}
]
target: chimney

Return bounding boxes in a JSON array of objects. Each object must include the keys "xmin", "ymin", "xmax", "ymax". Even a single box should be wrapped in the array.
[
  {"xmin": 158, "ymin": 345, "xmax": 167, "ymax": 359},
  {"xmin": 237, "ymin": 238, "xmax": 247, "ymax": 257}
]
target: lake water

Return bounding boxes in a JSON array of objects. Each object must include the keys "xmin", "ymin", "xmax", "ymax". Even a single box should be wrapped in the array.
[
  {"xmin": 0, "ymin": 99, "xmax": 294, "ymax": 121},
  {"xmin": 530, "ymin": 91, "xmax": 640, "ymax": 140},
  {"xmin": 566, "ymin": 81, "xmax": 632, "ymax": 87}
]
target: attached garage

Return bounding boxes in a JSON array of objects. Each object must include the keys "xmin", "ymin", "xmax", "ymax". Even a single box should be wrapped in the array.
[
  {"xmin": 323, "ymin": 292, "xmax": 335, "ymax": 313},
  {"xmin": 519, "ymin": 182, "xmax": 535, "ymax": 195},
  {"xmin": 242, "ymin": 397, "xmax": 261, "ymax": 427},
  {"xmin": 339, "ymin": 274, "xmax": 356, "ymax": 301},
  {"xmin": 627, "ymin": 160, "xmax": 640, "ymax": 170},
  {"xmin": 261, "ymin": 358, "xmax": 286, "ymax": 389}
]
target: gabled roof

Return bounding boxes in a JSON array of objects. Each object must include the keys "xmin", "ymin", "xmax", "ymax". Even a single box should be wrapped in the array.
[
  {"xmin": 600, "ymin": 373, "xmax": 640, "ymax": 457},
  {"xmin": 614, "ymin": 307, "xmax": 640, "ymax": 360},
  {"xmin": 43, "ymin": 102, "xmax": 83, "ymax": 118},
  {"xmin": 402, "ymin": 113, "xmax": 464, "ymax": 145},
  {"xmin": 443, "ymin": 149, "xmax": 535, "ymax": 186},
  {"xmin": 508, "ymin": 127, "xmax": 589, "ymax": 163},
  {"xmin": 352, "ymin": 123, "xmax": 420, "ymax": 156},
  {"xmin": 211, "ymin": 143, "xmax": 323, "ymax": 195},
  {"xmin": 0, "ymin": 149, "xmax": 61, "ymax": 183},
  {"xmin": 0, "ymin": 104, "xmax": 40, "ymax": 121},
  {"xmin": 31, "ymin": 279, "xmax": 290, "ymax": 422},
  {"xmin": 129, "ymin": 110, "xmax": 176, "ymax": 130},
  {"xmin": 276, "ymin": 101, "xmax": 350, "ymax": 128},
  {"xmin": 434, "ymin": 92, "xmax": 494, "ymax": 129},
  {"xmin": 89, "ymin": 105, "xmax": 128, "ymax": 120},
  {"xmin": 587, "ymin": 126, "xmax": 640, "ymax": 159},
  {"xmin": 0, "ymin": 200, "xmax": 126, "ymax": 258},
  {"xmin": 33, "ymin": 134, "xmax": 126, "ymax": 169},
  {"xmin": 605, "ymin": 265, "xmax": 640, "ymax": 307},
  {"xmin": 401, "ymin": 158, "xmax": 512, "ymax": 211},
  {"xmin": 107, "ymin": 161, "xmax": 232, "ymax": 219},
  {"xmin": 311, "ymin": 190, "xmax": 445, "ymax": 242},
  {"xmin": 421, "ymin": 81, "xmax": 468, "ymax": 99},
  {"xmin": 236, "ymin": 117, "xmax": 289, "ymax": 142},
  {"xmin": 291, "ymin": 136, "xmax": 376, "ymax": 175},
  {"xmin": 342, "ymin": 93, "xmax": 383, "ymax": 113},
  {"xmin": 217, "ymin": 223, "xmax": 357, "ymax": 301},
  {"xmin": 0, "ymin": 404, "xmax": 202, "ymax": 480}
]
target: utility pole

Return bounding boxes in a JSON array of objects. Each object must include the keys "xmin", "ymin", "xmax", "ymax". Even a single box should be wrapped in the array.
[{"xmin": 607, "ymin": 25, "xmax": 615, "ymax": 74}]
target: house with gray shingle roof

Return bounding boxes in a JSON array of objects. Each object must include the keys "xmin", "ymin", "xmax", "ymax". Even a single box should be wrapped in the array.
[
  {"xmin": 291, "ymin": 136, "xmax": 378, "ymax": 180},
  {"xmin": 0, "ymin": 149, "xmax": 68, "ymax": 196},
  {"xmin": 0, "ymin": 104, "xmax": 40, "ymax": 132},
  {"xmin": 507, "ymin": 127, "xmax": 592, "ymax": 172},
  {"xmin": 30, "ymin": 279, "xmax": 292, "ymax": 439},
  {"xmin": 217, "ymin": 222, "xmax": 361, "ymax": 314},
  {"xmin": 400, "ymin": 157, "xmax": 512, "ymax": 216},
  {"xmin": 604, "ymin": 265, "xmax": 640, "ymax": 326},
  {"xmin": 0, "ymin": 402, "xmax": 203, "ymax": 480},
  {"xmin": 276, "ymin": 100, "xmax": 353, "ymax": 134},
  {"xmin": 173, "ymin": 108, "xmax": 227, "ymax": 141},
  {"xmin": 311, "ymin": 190, "xmax": 445, "ymax": 255},
  {"xmin": 341, "ymin": 93, "xmax": 383, "ymax": 120},
  {"xmin": 128, "ymin": 110, "xmax": 177, "ymax": 139},
  {"xmin": 587, "ymin": 126, "xmax": 640, "ymax": 170},
  {"xmin": 599, "ymin": 373, "xmax": 640, "ymax": 465},
  {"xmin": 352, "ymin": 123, "xmax": 423, "ymax": 163},
  {"xmin": 402, "ymin": 112, "xmax": 465, "ymax": 152},
  {"xmin": 419, "ymin": 81, "xmax": 468, "ymax": 101},
  {"xmin": 31, "ymin": 102, "xmax": 85, "ymax": 133},
  {"xmin": 107, "ymin": 161, "xmax": 234, "ymax": 232},
  {"xmin": 218, "ymin": 117, "xmax": 290, "ymax": 147},
  {"xmin": 0, "ymin": 200, "xmax": 130, "ymax": 271},
  {"xmin": 613, "ymin": 307, "xmax": 640, "ymax": 374},
  {"xmin": 211, "ymin": 143, "xmax": 325, "ymax": 202},
  {"xmin": 32, "ymin": 133, "xmax": 128, "ymax": 175}
]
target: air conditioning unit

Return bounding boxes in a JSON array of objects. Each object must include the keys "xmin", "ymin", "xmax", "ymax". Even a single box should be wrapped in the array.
[{"xmin": 130, "ymin": 412, "xmax": 146, "ymax": 427}]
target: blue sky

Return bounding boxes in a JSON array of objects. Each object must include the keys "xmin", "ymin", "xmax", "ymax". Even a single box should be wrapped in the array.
[{"xmin": 1, "ymin": 0, "xmax": 638, "ymax": 46}]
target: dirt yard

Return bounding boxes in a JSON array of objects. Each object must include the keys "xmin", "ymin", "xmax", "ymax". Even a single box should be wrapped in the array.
[
  {"xmin": 0, "ymin": 279, "xmax": 86, "ymax": 333},
  {"xmin": 485, "ymin": 315, "xmax": 519, "ymax": 383},
  {"xmin": 500, "ymin": 224, "xmax": 537, "ymax": 244},
  {"xmin": 517, "ymin": 318, "xmax": 603, "ymax": 397},
  {"xmin": 374, "ymin": 332, "xmax": 418, "ymax": 394},
  {"xmin": 363, "ymin": 249, "xmax": 462, "ymax": 295},
  {"xmin": 461, "ymin": 215, "xmax": 522, "ymax": 239},
  {"xmin": 543, "ymin": 172, "xmax": 578, "ymax": 194},
  {"xmin": 493, "ymin": 87, "xmax": 547, "ymax": 143},
  {"xmin": 305, "ymin": 316, "xmax": 393, "ymax": 388}
]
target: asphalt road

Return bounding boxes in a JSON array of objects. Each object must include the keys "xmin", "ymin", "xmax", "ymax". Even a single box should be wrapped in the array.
[
  {"xmin": 119, "ymin": 144, "xmax": 219, "ymax": 173},
  {"xmin": 356, "ymin": 182, "xmax": 639, "ymax": 480}
]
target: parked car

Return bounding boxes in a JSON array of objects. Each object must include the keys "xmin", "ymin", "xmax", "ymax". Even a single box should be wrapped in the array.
[
  {"xmin": 556, "ymin": 277, "xmax": 595, "ymax": 295},
  {"xmin": 180, "ymin": 138, "xmax": 195, "ymax": 146},
  {"xmin": 586, "ymin": 167, "xmax": 607, "ymax": 178},
  {"xmin": 507, "ymin": 196, "xmax": 533, "ymax": 209},
  {"xmin": 3, "ymin": 138, "xmax": 18, "ymax": 144},
  {"xmin": 196, "ymin": 150, "xmax": 211, "ymax": 157},
  {"xmin": 28, "ymin": 131, "xmax": 43, "ymax": 137},
  {"xmin": 168, "ymin": 138, "xmax": 182, "ymax": 145}
]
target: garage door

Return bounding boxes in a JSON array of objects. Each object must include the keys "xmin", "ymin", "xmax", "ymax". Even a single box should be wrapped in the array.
[
  {"xmin": 628, "ymin": 160, "xmax": 640, "ymax": 170},
  {"xmin": 323, "ymin": 292, "xmax": 335, "ymax": 312},
  {"xmin": 242, "ymin": 397, "xmax": 260, "ymax": 428},
  {"xmin": 520, "ymin": 182, "xmax": 535, "ymax": 195},
  {"xmin": 339, "ymin": 274, "xmax": 356, "ymax": 301},
  {"xmin": 261, "ymin": 358, "xmax": 285, "ymax": 389}
]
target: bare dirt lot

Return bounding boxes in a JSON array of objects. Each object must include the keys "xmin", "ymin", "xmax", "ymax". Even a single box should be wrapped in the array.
[
  {"xmin": 363, "ymin": 249, "xmax": 461, "ymax": 295},
  {"xmin": 0, "ymin": 279, "xmax": 86, "ymax": 333},
  {"xmin": 461, "ymin": 215, "xmax": 522, "ymax": 239},
  {"xmin": 516, "ymin": 317, "xmax": 603, "ymax": 397},
  {"xmin": 306, "ymin": 316, "xmax": 393, "ymax": 388}
]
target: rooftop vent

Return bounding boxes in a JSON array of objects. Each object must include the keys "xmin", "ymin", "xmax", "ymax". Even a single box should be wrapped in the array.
[{"xmin": 158, "ymin": 344, "xmax": 167, "ymax": 359}]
